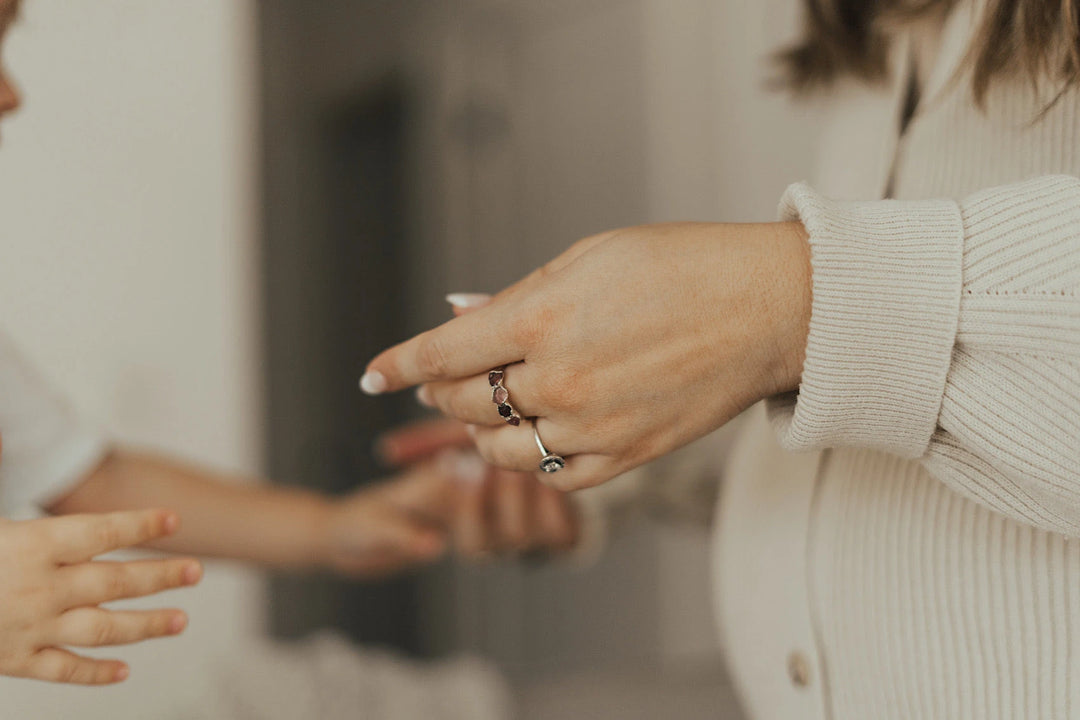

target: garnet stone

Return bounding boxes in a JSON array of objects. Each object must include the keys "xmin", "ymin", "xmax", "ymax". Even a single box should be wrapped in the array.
[
  {"xmin": 492, "ymin": 386, "xmax": 509, "ymax": 404},
  {"xmin": 498, "ymin": 403, "xmax": 513, "ymax": 418},
  {"xmin": 488, "ymin": 369, "xmax": 504, "ymax": 386}
]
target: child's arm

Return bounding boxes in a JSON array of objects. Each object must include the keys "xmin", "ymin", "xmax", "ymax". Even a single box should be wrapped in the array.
[{"xmin": 47, "ymin": 450, "xmax": 451, "ymax": 576}]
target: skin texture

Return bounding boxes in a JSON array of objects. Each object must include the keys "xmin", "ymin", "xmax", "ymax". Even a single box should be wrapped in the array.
[
  {"xmin": 0, "ymin": 503, "xmax": 202, "ymax": 685},
  {"xmin": 51, "ymin": 445, "xmax": 579, "ymax": 574},
  {"xmin": 363, "ymin": 221, "xmax": 812, "ymax": 491}
]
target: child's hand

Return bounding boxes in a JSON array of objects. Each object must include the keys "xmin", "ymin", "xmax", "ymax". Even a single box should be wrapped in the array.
[
  {"xmin": 0, "ymin": 509, "xmax": 202, "ymax": 685},
  {"xmin": 320, "ymin": 448, "xmax": 579, "ymax": 577}
]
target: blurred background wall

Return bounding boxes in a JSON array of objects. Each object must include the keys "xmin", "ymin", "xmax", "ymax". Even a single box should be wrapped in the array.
[
  {"xmin": 0, "ymin": 1, "xmax": 817, "ymax": 718},
  {"xmin": 0, "ymin": 0, "xmax": 260, "ymax": 717}
]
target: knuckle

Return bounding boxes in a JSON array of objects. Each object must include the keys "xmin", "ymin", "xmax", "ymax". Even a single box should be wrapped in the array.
[
  {"xmin": 53, "ymin": 659, "xmax": 81, "ymax": 684},
  {"xmin": 90, "ymin": 617, "xmax": 116, "ymax": 646},
  {"xmin": 416, "ymin": 333, "xmax": 451, "ymax": 378},
  {"xmin": 541, "ymin": 367, "xmax": 585, "ymax": 411},
  {"xmin": 510, "ymin": 306, "xmax": 551, "ymax": 350},
  {"xmin": 95, "ymin": 522, "xmax": 123, "ymax": 553},
  {"xmin": 103, "ymin": 568, "xmax": 131, "ymax": 599}
]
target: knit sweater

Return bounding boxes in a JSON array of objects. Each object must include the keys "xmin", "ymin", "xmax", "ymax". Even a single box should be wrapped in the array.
[{"xmin": 711, "ymin": 2, "xmax": 1080, "ymax": 718}]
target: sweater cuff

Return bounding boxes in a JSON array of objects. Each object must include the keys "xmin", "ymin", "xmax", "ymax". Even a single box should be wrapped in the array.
[{"xmin": 766, "ymin": 183, "xmax": 964, "ymax": 458}]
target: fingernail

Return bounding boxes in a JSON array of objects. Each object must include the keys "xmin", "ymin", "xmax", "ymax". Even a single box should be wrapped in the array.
[
  {"xmin": 162, "ymin": 512, "xmax": 179, "ymax": 535},
  {"xmin": 169, "ymin": 612, "xmax": 188, "ymax": 634},
  {"xmin": 453, "ymin": 452, "xmax": 488, "ymax": 485},
  {"xmin": 114, "ymin": 665, "xmax": 130, "ymax": 682},
  {"xmin": 359, "ymin": 370, "xmax": 388, "ymax": 395},
  {"xmin": 416, "ymin": 385, "xmax": 434, "ymax": 407},
  {"xmin": 182, "ymin": 562, "xmax": 203, "ymax": 585},
  {"xmin": 445, "ymin": 293, "xmax": 491, "ymax": 309}
]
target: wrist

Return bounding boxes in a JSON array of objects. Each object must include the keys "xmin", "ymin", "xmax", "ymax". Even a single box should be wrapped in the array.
[
  {"xmin": 759, "ymin": 221, "xmax": 812, "ymax": 397},
  {"xmin": 289, "ymin": 491, "xmax": 337, "ymax": 568}
]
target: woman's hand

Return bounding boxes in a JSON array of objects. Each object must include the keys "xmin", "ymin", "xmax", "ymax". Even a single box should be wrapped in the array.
[
  {"xmin": 320, "ymin": 423, "xmax": 579, "ymax": 573},
  {"xmin": 0, "ymin": 509, "xmax": 202, "ymax": 685},
  {"xmin": 361, "ymin": 222, "xmax": 812, "ymax": 491}
]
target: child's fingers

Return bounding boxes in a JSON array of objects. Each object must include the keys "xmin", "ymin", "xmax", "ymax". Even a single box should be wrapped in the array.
[
  {"xmin": 51, "ymin": 607, "xmax": 187, "ymax": 648},
  {"xmin": 452, "ymin": 473, "xmax": 492, "ymax": 559},
  {"xmin": 48, "ymin": 509, "xmax": 179, "ymax": 563},
  {"xmin": 21, "ymin": 648, "xmax": 129, "ymax": 685},
  {"xmin": 535, "ymin": 483, "xmax": 579, "ymax": 551},
  {"xmin": 357, "ymin": 510, "xmax": 446, "ymax": 561},
  {"xmin": 491, "ymin": 470, "xmax": 532, "ymax": 551},
  {"xmin": 58, "ymin": 557, "xmax": 202, "ymax": 609},
  {"xmin": 375, "ymin": 418, "xmax": 475, "ymax": 467}
]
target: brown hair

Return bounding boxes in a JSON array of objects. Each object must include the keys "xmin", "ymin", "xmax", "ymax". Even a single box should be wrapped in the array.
[{"xmin": 779, "ymin": 0, "xmax": 1080, "ymax": 103}]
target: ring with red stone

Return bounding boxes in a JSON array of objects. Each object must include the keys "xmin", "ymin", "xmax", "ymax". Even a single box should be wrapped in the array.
[{"xmin": 488, "ymin": 367, "xmax": 521, "ymax": 426}]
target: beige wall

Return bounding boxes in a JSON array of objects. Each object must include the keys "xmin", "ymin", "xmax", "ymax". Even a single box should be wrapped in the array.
[{"xmin": 0, "ymin": 1, "xmax": 260, "ymax": 717}]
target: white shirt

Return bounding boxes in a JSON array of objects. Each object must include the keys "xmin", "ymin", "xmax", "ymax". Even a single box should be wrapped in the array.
[{"xmin": 0, "ymin": 330, "xmax": 107, "ymax": 517}]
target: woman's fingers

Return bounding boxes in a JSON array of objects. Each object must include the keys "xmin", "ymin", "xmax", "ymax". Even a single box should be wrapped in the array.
[
  {"xmin": 21, "ymin": 648, "xmax": 129, "ymax": 685},
  {"xmin": 532, "ymin": 453, "xmax": 619, "ymax": 493},
  {"xmin": 58, "ymin": 557, "xmax": 202, "ymax": 609},
  {"xmin": 473, "ymin": 423, "xmax": 616, "ymax": 492},
  {"xmin": 51, "ymin": 607, "xmax": 187, "ymax": 648},
  {"xmin": 419, "ymin": 362, "xmax": 547, "ymax": 428},
  {"xmin": 362, "ymin": 229, "xmax": 617, "ymax": 395},
  {"xmin": 361, "ymin": 301, "xmax": 531, "ymax": 395},
  {"xmin": 469, "ymin": 419, "xmax": 585, "ymax": 473},
  {"xmin": 48, "ymin": 509, "xmax": 179, "ymax": 564}
]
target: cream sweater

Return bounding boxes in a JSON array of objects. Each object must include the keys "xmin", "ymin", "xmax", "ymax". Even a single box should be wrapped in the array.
[{"xmin": 710, "ymin": 2, "xmax": 1080, "ymax": 718}]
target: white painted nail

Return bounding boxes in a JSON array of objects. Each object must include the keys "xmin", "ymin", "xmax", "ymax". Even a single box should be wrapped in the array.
[
  {"xmin": 445, "ymin": 293, "xmax": 492, "ymax": 309},
  {"xmin": 416, "ymin": 385, "xmax": 434, "ymax": 407},
  {"xmin": 453, "ymin": 452, "xmax": 488, "ymax": 485},
  {"xmin": 359, "ymin": 370, "xmax": 388, "ymax": 395}
]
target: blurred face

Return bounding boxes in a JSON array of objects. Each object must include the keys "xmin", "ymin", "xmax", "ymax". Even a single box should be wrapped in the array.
[{"xmin": 0, "ymin": 0, "xmax": 21, "ymax": 136}]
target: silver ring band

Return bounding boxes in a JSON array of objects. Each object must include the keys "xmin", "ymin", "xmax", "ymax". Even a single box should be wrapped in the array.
[{"xmin": 532, "ymin": 419, "xmax": 566, "ymax": 473}]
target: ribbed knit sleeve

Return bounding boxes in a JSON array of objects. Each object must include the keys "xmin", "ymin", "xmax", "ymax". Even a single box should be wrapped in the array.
[{"xmin": 768, "ymin": 174, "xmax": 1080, "ymax": 535}]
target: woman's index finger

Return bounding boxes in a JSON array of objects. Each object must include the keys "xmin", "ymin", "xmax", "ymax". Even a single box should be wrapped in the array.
[{"xmin": 361, "ymin": 302, "xmax": 528, "ymax": 394}]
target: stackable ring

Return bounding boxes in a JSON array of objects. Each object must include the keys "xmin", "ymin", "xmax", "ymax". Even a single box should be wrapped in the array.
[
  {"xmin": 532, "ymin": 419, "xmax": 566, "ymax": 473},
  {"xmin": 488, "ymin": 367, "xmax": 521, "ymax": 426}
]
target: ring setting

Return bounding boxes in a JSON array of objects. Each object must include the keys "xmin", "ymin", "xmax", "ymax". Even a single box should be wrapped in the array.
[
  {"xmin": 532, "ymin": 419, "xmax": 566, "ymax": 473},
  {"xmin": 489, "ymin": 367, "xmax": 521, "ymax": 426}
]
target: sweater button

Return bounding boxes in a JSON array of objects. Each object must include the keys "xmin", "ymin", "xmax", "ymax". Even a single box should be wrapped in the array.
[{"xmin": 787, "ymin": 651, "xmax": 811, "ymax": 688}]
